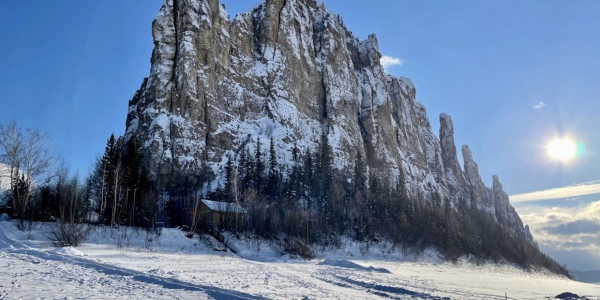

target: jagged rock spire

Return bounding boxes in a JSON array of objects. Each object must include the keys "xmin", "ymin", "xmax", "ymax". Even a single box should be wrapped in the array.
[
  {"xmin": 462, "ymin": 145, "xmax": 486, "ymax": 207},
  {"xmin": 439, "ymin": 113, "xmax": 469, "ymax": 203},
  {"xmin": 492, "ymin": 175, "xmax": 510, "ymax": 223}
]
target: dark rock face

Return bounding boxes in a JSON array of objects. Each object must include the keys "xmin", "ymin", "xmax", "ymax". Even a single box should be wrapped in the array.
[
  {"xmin": 554, "ymin": 292, "xmax": 590, "ymax": 300},
  {"xmin": 124, "ymin": 0, "xmax": 533, "ymax": 241}
]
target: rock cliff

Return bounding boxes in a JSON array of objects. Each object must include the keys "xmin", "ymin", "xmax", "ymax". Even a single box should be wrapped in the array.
[{"xmin": 124, "ymin": 0, "xmax": 532, "ymax": 241}]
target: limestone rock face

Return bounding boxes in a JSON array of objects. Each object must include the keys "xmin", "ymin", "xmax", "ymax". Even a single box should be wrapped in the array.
[
  {"xmin": 439, "ymin": 114, "xmax": 469, "ymax": 203},
  {"xmin": 124, "ymin": 0, "xmax": 532, "ymax": 241},
  {"xmin": 462, "ymin": 145, "xmax": 487, "ymax": 207}
]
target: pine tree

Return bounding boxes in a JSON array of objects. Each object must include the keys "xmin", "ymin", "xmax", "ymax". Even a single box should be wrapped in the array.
[
  {"xmin": 238, "ymin": 148, "xmax": 250, "ymax": 191},
  {"xmin": 123, "ymin": 138, "xmax": 142, "ymax": 225},
  {"xmin": 224, "ymin": 154, "xmax": 233, "ymax": 201},
  {"xmin": 303, "ymin": 150, "xmax": 315, "ymax": 210},
  {"xmin": 320, "ymin": 133, "xmax": 333, "ymax": 202},
  {"xmin": 267, "ymin": 137, "xmax": 278, "ymax": 199},
  {"xmin": 292, "ymin": 142, "xmax": 299, "ymax": 163},
  {"xmin": 286, "ymin": 142, "xmax": 301, "ymax": 207},
  {"xmin": 353, "ymin": 151, "xmax": 367, "ymax": 197},
  {"xmin": 100, "ymin": 133, "xmax": 118, "ymax": 225},
  {"xmin": 253, "ymin": 137, "xmax": 264, "ymax": 191},
  {"xmin": 135, "ymin": 164, "xmax": 154, "ymax": 228},
  {"xmin": 82, "ymin": 175, "xmax": 94, "ymax": 221},
  {"xmin": 318, "ymin": 132, "xmax": 334, "ymax": 232},
  {"xmin": 123, "ymin": 138, "xmax": 141, "ymax": 190}
]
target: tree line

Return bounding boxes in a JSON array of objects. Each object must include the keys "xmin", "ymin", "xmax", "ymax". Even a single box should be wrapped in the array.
[
  {"xmin": 0, "ymin": 120, "xmax": 570, "ymax": 277},
  {"xmin": 156, "ymin": 132, "xmax": 570, "ymax": 277}
]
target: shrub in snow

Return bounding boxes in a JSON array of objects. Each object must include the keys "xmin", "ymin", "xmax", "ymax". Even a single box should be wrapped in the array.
[
  {"xmin": 46, "ymin": 222, "xmax": 92, "ymax": 247},
  {"xmin": 284, "ymin": 237, "xmax": 315, "ymax": 259},
  {"xmin": 0, "ymin": 213, "xmax": 9, "ymax": 221}
]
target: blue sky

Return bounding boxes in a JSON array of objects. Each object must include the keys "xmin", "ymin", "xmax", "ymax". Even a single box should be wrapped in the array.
[{"xmin": 1, "ymin": 1, "xmax": 599, "ymax": 270}]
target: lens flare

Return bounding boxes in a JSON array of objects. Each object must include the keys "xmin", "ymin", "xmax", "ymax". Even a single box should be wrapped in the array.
[
  {"xmin": 547, "ymin": 139, "xmax": 577, "ymax": 161},
  {"xmin": 575, "ymin": 141, "xmax": 585, "ymax": 158}
]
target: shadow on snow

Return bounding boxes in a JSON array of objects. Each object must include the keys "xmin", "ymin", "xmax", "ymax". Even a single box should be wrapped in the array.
[{"xmin": 0, "ymin": 231, "xmax": 267, "ymax": 300}]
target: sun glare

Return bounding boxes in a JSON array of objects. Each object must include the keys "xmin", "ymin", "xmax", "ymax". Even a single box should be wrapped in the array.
[{"xmin": 547, "ymin": 139, "xmax": 577, "ymax": 161}]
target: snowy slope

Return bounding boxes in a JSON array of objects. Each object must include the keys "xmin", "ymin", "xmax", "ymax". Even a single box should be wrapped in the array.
[{"xmin": 0, "ymin": 221, "xmax": 598, "ymax": 299}]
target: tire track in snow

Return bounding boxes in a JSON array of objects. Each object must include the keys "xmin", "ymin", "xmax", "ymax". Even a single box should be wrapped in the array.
[
  {"xmin": 312, "ymin": 261, "xmax": 511, "ymax": 300},
  {"xmin": 0, "ymin": 225, "xmax": 267, "ymax": 300},
  {"xmin": 228, "ymin": 257, "xmax": 372, "ymax": 299}
]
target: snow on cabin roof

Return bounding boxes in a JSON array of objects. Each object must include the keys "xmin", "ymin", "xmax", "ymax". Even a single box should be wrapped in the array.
[{"xmin": 200, "ymin": 199, "xmax": 247, "ymax": 214}]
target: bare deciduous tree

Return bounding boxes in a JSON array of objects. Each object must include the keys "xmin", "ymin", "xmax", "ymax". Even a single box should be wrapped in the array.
[
  {"xmin": 0, "ymin": 121, "xmax": 55, "ymax": 230},
  {"xmin": 47, "ymin": 169, "xmax": 92, "ymax": 247},
  {"xmin": 110, "ymin": 161, "xmax": 122, "ymax": 226},
  {"xmin": 229, "ymin": 167, "xmax": 242, "ymax": 232},
  {"xmin": 188, "ymin": 190, "xmax": 203, "ymax": 238}
]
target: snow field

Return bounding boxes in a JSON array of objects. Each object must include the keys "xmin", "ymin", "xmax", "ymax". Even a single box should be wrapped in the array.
[{"xmin": 0, "ymin": 221, "xmax": 599, "ymax": 299}]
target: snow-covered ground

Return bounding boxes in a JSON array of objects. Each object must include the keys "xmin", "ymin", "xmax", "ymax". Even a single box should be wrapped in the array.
[{"xmin": 0, "ymin": 221, "xmax": 598, "ymax": 300}]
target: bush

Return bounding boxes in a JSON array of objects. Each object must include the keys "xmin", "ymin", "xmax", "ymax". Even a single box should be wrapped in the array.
[
  {"xmin": 284, "ymin": 237, "xmax": 315, "ymax": 259},
  {"xmin": 47, "ymin": 222, "xmax": 92, "ymax": 247}
]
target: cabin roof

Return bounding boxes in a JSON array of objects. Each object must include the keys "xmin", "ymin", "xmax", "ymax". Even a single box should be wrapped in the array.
[{"xmin": 200, "ymin": 199, "xmax": 247, "ymax": 214}]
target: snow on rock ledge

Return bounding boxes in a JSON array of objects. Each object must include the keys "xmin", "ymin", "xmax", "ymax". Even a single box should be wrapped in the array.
[{"xmin": 123, "ymin": 0, "xmax": 532, "ymax": 241}]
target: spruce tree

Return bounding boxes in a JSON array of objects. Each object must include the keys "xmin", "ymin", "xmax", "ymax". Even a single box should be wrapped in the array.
[
  {"xmin": 123, "ymin": 138, "xmax": 141, "ymax": 190},
  {"xmin": 100, "ymin": 133, "xmax": 118, "ymax": 225},
  {"xmin": 292, "ymin": 142, "xmax": 299, "ymax": 163},
  {"xmin": 303, "ymin": 150, "xmax": 315, "ymax": 210},
  {"xmin": 123, "ymin": 138, "xmax": 142, "ymax": 224},
  {"xmin": 224, "ymin": 154, "xmax": 233, "ymax": 201},
  {"xmin": 238, "ymin": 149, "xmax": 248, "ymax": 190},
  {"xmin": 353, "ymin": 151, "xmax": 367, "ymax": 197},
  {"xmin": 267, "ymin": 137, "xmax": 278, "ymax": 199},
  {"xmin": 319, "ymin": 132, "xmax": 334, "ymax": 230},
  {"xmin": 253, "ymin": 137, "xmax": 264, "ymax": 191},
  {"xmin": 319, "ymin": 133, "xmax": 333, "ymax": 189},
  {"xmin": 135, "ymin": 164, "xmax": 153, "ymax": 227},
  {"xmin": 286, "ymin": 142, "xmax": 301, "ymax": 207}
]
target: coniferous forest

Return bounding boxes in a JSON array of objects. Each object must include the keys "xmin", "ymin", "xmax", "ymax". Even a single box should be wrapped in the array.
[{"xmin": 0, "ymin": 123, "xmax": 571, "ymax": 278}]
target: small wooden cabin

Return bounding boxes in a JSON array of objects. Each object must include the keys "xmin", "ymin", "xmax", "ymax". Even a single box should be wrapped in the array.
[
  {"xmin": 199, "ymin": 199, "xmax": 246, "ymax": 228},
  {"xmin": 84, "ymin": 211, "xmax": 99, "ymax": 223}
]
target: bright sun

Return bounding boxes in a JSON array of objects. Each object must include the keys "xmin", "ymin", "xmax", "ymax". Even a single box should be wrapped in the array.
[{"xmin": 547, "ymin": 138, "xmax": 577, "ymax": 161}]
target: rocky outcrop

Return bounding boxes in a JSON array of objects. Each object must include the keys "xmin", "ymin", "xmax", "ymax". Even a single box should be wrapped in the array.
[
  {"xmin": 124, "ymin": 0, "xmax": 532, "ymax": 241},
  {"xmin": 439, "ymin": 114, "xmax": 469, "ymax": 203},
  {"xmin": 462, "ymin": 145, "xmax": 487, "ymax": 208}
]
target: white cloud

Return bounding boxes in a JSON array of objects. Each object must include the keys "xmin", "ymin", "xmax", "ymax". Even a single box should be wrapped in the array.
[
  {"xmin": 510, "ymin": 180, "xmax": 600, "ymax": 202},
  {"xmin": 380, "ymin": 55, "xmax": 404, "ymax": 70},
  {"xmin": 533, "ymin": 102, "xmax": 547, "ymax": 109},
  {"xmin": 516, "ymin": 200, "xmax": 600, "ymax": 269}
]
